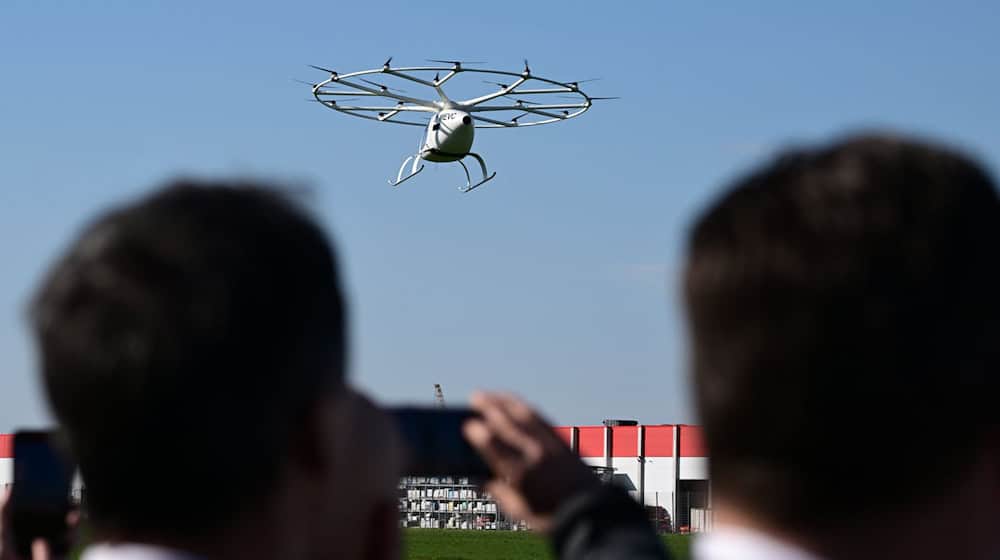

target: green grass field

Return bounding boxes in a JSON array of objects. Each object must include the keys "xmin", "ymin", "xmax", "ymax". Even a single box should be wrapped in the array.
[
  {"xmin": 72, "ymin": 527, "xmax": 691, "ymax": 559},
  {"xmin": 403, "ymin": 529, "xmax": 691, "ymax": 560}
]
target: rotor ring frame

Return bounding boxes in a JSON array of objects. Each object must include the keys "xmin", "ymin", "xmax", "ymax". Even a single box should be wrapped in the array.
[{"xmin": 308, "ymin": 64, "xmax": 597, "ymax": 129}]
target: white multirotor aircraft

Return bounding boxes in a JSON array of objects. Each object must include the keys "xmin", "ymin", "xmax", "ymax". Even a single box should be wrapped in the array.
[{"xmin": 304, "ymin": 58, "xmax": 615, "ymax": 192}]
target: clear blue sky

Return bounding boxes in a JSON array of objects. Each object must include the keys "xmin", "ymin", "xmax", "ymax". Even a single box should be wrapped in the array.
[{"xmin": 1, "ymin": 1, "xmax": 998, "ymax": 431}]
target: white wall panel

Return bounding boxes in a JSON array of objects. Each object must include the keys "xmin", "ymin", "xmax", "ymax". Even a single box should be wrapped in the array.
[
  {"xmin": 679, "ymin": 457, "xmax": 709, "ymax": 480},
  {"xmin": 641, "ymin": 457, "xmax": 675, "ymax": 514},
  {"xmin": 611, "ymin": 457, "xmax": 641, "ymax": 497},
  {"xmin": 0, "ymin": 458, "xmax": 12, "ymax": 487}
]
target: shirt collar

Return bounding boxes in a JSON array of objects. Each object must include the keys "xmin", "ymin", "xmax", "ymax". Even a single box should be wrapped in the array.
[
  {"xmin": 695, "ymin": 525, "xmax": 824, "ymax": 560},
  {"xmin": 81, "ymin": 543, "xmax": 205, "ymax": 560}
]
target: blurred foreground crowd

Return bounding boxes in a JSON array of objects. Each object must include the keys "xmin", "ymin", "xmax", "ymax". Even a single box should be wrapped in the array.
[{"xmin": 2, "ymin": 132, "xmax": 999, "ymax": 560}]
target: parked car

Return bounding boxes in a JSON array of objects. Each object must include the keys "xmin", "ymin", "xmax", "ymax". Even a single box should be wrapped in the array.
[{"xmin": 644, "ymin": 505, "xmax": 672, "ymax": 534}]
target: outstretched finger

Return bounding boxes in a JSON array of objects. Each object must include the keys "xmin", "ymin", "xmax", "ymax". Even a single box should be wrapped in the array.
[
  {"xmin": 469, "ymin": 393, "xmax": 541, "ymax": 458},
  {"xmin": 31, "ymin": 539, "xmax": 49, "ymax": 560},
  {"xmin": 463, "ymin": 418, "xmax": 524, "ymax": 479},
  {"xmin": 490, "ymin": 393, "xmax": 560, "ymax": 443},
  {"xmin": 66, "ymin": 510, "xmax": 80, "ymax": 530}
]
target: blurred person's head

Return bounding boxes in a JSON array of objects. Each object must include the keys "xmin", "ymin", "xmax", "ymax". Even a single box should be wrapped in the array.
[
  {"xmin": 30, "ymin": 182, "xmax": 401, "ymax": 560},
  {"xmin": 684, "ymin": 134, "xmax": 1000, "ymax": 559}
]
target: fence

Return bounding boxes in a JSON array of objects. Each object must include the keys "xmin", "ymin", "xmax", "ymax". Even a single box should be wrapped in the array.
[
  {"xmin": 676, "ymin": 486, "xmax": 712, "ymax": 533},
  {"xmin": 689, "ymin": 508, "xmax": 714, "ymax": 533}
]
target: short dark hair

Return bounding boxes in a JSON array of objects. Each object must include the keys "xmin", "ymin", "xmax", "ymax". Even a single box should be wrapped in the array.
[
  {"xmin": 684, "ymin": 134, "xmax": 1000, "ymax": 527},
  {"xmin": 31, "ymin": 181, "xmax": 346, "ymax": 535}
]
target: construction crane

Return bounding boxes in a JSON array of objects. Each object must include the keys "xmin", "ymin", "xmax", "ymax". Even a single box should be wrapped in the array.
[{"xmin": 433, "ymin": 384, "xmax": 445, "ymax": 408}]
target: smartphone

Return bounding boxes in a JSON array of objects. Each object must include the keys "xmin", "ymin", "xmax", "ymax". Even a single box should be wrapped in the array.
[
  {"xmin": 8, "ymin": 431, "xmax": 76, "ymax": 557},
  {"xmin": 389, "ymin": 407, "xmax": 491, "ymax": 478}
]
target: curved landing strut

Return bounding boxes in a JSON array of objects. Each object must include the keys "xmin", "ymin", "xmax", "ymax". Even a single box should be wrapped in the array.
[
  {"xmin": 389, "ymin": 151, "xmax": 496, "ymax": 193},
  {"xmin": 389, "ymin": 153, "xmax": 425, "ymax": 186},
  {"xmin": 457, "ymin": 153, "xmax": 496, "ymax": 193}
]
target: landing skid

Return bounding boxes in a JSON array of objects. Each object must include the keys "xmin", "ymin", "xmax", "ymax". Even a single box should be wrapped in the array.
[
  {"xmin": 387, "ymin": 151, "xmax": 495, "ymax": 193},
  {"xmin": 457, "ymin": 152, "xmax": 496, "ymax": 193},
  {"xmin": 388, "ymin": 154, "xmax": 425, "ymax": 187}
]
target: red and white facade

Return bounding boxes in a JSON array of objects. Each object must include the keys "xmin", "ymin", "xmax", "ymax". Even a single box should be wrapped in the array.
[
  {"xmin": 0, "ymin": 434, "xmax": 12, "ymax": 493},
  {"xmin": 555, "ymin": 424, "xmax": 710, "ymax": 525}
]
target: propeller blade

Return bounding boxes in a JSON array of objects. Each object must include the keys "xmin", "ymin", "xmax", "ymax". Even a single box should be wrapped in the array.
[
  {"xmin": 483, "ymin": 80, "xmax": 509, "ymax": 89},
  {"xmin": 383, "ymin": 56, "xmax": 393, "ymax": 67},
  {"xmin": 514, "ymin": 99, "xmax": 541, "ymax": 105},
  {"xmin": 557, "ymin": 94, "xmax": 618, "ymax": 101},
  {"xmin": 309, "ymin": 98, "xmax": 360, "ymax": 104},
  {"xmin": 510, "ymin": 112, "xmax": 529, "ymax": 124},
  {"xmin": 309, "ymin": 64, "xmax": 337, "ymax": 75},
  {"xmin": 427, "ymin": 59, "xmax": 486, "ymax": 66},
  {"xmin": 360, "ymin": 78, "xmax": 407, "ymax": 93},
  {"xmin": 293, "ymin": 78, "xmax": 318, "ymax": 87},
  {"xmin": 568, "ymin": 78, "xmax": 602, "ymax": 87},
  {"xmin": 523, "ymin": 58, "xmax": 531, "ymax": 74},
  {"xmin": 434, "ymin": 72, "xmax": 440, "ymax": 83}
]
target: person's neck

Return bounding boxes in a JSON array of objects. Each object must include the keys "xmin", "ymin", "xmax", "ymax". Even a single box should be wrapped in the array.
[{"xmin": 93, "ymin": 496, "xmax": 308, "ymax": 560}]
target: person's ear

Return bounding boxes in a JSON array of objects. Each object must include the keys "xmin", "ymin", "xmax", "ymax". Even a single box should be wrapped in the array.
[{"xmin": 288, "ymin": 395, "xmax": 341, "ymax": 478}]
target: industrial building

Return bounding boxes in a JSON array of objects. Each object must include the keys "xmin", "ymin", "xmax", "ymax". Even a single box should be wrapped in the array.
[
  {"xmin": 553, "ymin": 421, "xmax": 711, "ymax": 532},
  {"xmin": 397, "ymin": 421, "xmax": 712, "ymax": 532},
  {"xmin": 1, "ymin": 424, "xmax": 712, "ymax": 532}
]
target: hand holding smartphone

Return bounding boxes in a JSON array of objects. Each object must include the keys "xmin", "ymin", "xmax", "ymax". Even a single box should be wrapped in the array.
[
  {"xmin": 389, "ymin": 407, "xmax": 491, "ymax": 478},
  {"xmin": 6, "ymin": 431, "xmax": 75, "ymax": 558}
]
